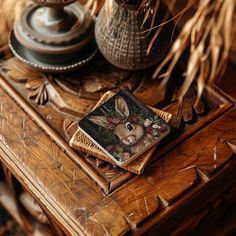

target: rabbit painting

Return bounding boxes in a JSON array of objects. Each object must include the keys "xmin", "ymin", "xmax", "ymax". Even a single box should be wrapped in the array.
[
  {"xmin": 79, "ymin": 90, "xmax": 170, "ymax": 166},
  {"xmin": 89, "ymin": 96, "xmax": 156, "ymax": 155}
]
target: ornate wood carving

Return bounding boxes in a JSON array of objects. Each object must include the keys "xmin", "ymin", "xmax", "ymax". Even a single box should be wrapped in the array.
[
  {"xmin": 26, "ymin": 77, "xmax": 49, "ymax": 105},
  {"xmin": 0, "ymin": 55, "xmax": 234, "ymax": 194},
  {"xmin": 0, "ymin": 53, "xmax": 236, "ymax": 235}
]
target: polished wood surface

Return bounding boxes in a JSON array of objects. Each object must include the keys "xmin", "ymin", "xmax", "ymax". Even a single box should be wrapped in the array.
[{"xmin": 0, "ymin": 53, "xmax": 235, "ymax": 235}]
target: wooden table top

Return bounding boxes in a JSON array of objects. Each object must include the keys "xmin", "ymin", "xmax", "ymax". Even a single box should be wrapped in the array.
[{"xmin": 0, "ymin": 55, "xmax": 235, "ymax": 235}]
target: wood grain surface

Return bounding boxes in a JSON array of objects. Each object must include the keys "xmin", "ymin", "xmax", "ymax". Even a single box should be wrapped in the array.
[
  {"xmin": 0, "ymin": 76, "xmax": 236, "ymax": 235},
  {"xmin": 0, "ymin": 84, "xmax": 108, "ymax": 235},
  {"xmin": 0, "ymin": 56, "xmax": 233, "ymax": 194},
  {"xmin": 110, "ymin": 107, "xmax": 236, "ymax": 234},
  {"xmin": 0, "ymin": 55, "xmax": 235, "ymax": 235}
]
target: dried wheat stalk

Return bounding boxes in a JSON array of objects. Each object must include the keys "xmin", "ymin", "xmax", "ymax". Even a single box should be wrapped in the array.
[{"xmin": 152, "ymin": 0, "xmax": 235, "ymax": 107}]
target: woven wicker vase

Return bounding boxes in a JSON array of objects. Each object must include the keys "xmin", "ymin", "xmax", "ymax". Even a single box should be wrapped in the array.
[{"xmin": 95, "ymin": 0, "xmax": 172, "ymax": 70}]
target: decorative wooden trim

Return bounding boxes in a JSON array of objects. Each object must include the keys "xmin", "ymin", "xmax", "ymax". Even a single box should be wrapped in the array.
[{"xmin": 0, "ymin": 75, "xmax": 110, "ymax": 193}]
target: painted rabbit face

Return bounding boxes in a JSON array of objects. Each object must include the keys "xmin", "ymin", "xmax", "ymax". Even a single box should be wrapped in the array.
[
  {"xmin": 89, "ymin": 96, "xmax": 145, "ymax": 146},
  {"xmin": 114, "ymin": 122, "xmax": 144, "ymax": 145}
]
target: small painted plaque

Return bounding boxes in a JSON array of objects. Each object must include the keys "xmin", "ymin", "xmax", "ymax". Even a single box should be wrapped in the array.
[{"xmin": 79, "ymin": 90, "xmax": 170, "ymax": 166}]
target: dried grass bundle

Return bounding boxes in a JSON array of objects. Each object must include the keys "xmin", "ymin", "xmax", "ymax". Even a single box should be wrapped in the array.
[
  {"xmin": 152, "ymin": 0, "xmax": 235, "ymax": 107},
  {"xmin": 87, "ymin": 0, "xmax": 235, "ymax": 107}
]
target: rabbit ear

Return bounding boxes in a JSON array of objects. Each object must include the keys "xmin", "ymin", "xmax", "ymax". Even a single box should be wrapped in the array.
[
  {"xmin": 88, "ymin": 116, "xmax": 111, "ymax": 129},
  {"xmin": 115, "ymin": 97, "xmax": 129, "ymax": 119}
]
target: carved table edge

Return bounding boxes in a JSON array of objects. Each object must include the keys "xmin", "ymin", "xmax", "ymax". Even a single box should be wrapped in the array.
[
  {"xmin": 0, "ymin": 75, "xmax": 110, "ymax": 193},
  {"xmin": 0, "ymin": 142, "xmax": 85, "ymax": 236}
]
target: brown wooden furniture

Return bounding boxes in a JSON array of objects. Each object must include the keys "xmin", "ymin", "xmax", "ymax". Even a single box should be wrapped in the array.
[{"xmin": 0, "ymin": 49, "xmax": 236, "ymax": 235}]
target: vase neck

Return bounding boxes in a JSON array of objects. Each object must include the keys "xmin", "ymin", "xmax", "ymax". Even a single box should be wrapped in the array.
[{"xmin": 115, "ymin": 0, "xmax": 142, "ymax": 10}]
